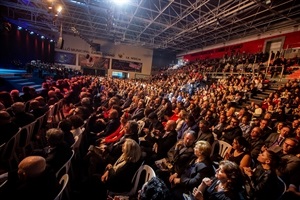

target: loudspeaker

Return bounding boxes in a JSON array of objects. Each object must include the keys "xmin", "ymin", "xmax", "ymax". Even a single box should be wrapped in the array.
[
  {"xmin": 56, "ymin": 37, "xmax": 64, "ymax": 49},
  {"xmin": 92, "ymin": 43, "xmax": 101, "ymax": 52}
]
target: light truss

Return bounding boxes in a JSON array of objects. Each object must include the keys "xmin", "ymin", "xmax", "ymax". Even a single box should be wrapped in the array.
[{"xmin": 0, "ymin": 0, "xmax": 299, "ymax": 53}]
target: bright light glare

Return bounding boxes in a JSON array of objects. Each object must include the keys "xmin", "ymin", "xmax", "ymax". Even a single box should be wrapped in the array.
[
  {"xmin": 57, "ymin": 5, "xmax": 62, "ymax": 13},
  {"xmin": 112, "ymin": 0, "xmax": 129, "ymax": 5}
]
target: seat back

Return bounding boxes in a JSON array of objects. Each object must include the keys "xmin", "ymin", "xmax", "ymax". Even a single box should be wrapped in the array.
[
  {"xmin": 56, "ymin": 150, "xmax": 75, "ymax": 179},
  {"xmin": 276, "ymin": 176, "xmax": 287, "ymax": 200},
  {"xmin": 0, "ymin": 132, "xmax": 19, "ymax": 170},
  {"xmin": 129, "ymin": 164, "xmax": 156, "ymax": 196},
  {"xmin": 210, "ymin": 140, "xmax": 232, "ymax": 159},
  {"xmin": 16, "ymin": 121, "xmax": 36, "ymax": 159},
  {"xmin": 218, "ymin": 140, "xmax": 232, "ymax": 158},
  {"xmin": 54, "ymin": 174, "xmax": 69, "ymax": 200},
  {"xmin": 108, "ymin": 164, "xmax": 156, "ymax": 197}
]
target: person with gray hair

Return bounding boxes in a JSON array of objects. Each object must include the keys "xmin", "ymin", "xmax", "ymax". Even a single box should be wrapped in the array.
[
  {"xmin": 11, "ymin": 101, "xmax": 35, "ymax": 127},
  {"xmin": 84, "ymin": 139, "xmax": 143, "ymax": 199},
  {"xmin": 32, "ymin": 128, "xmax": 72, "ymax": 173}
]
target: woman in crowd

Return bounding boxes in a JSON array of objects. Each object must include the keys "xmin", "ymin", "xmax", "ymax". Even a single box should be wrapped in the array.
[
  {"xmin": 243, "ymin": 149, "xmax": 282, "ymax": 200},
  {"xmin": 224, "ymin": 136, "xmax": 251, "ymax": 169},
  {"xmin": 193, "ymin": 160, "xmax": 245, "ymax": 200},
  {"xmin": 85, "ymin": 138, "xmax": 143, "ymax": 199},
  {"xmin": 170, "ymin": 140, "xmax": 215, "ymax": 199}
]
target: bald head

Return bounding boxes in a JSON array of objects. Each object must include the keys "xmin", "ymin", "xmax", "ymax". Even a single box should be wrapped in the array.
[{"xmin": 18, "ymin": 156, "xmax": 46, "ymax": 180}]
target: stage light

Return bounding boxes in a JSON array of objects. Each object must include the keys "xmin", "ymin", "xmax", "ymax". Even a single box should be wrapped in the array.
[
  {"xmin": 50, "ymin": 39, "xmax": 53, "ymax": 42},
  {"xmin": 57, "ymin": 5, "xmax": 62, "ymax": 13},
  {"xmin": 30, "ymin": 31, "xmax": 34, "ymax": 35},
  {"xmin": 17, "ymin": 26, "xmax": 22, "ymax": 30},
  {"xmin": 112, "ymin": 0, "xmax": 129, "ymax": 5},
  {"xmin": 41, "ymin": 36, "xmax": 45, "ymax": 39}
]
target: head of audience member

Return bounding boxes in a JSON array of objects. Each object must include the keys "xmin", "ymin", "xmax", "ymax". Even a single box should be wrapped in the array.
[
  {"xmin": 138, "ymin": 177, "xmax": 172, "ymax": 200},
  {"xmin": 183, "ymin": 130, "xmax": 196, "ymax": 147},
  {"xmin": 58, "ymin": 119, "xmax": 73, "ymax": 133},
  {"xmin": 121, "ymin": 138, "xmax": 141, "ymax": 163},
  {"xmin": 11, "ymin": 102, "xmax": 26, "ymax": 114},
  {"xmin": 0, "ymin": 110, "xmax": 12, "ymax": 125},
  {"xmin": 74, "ymin": 106, "xmax": 89, "ymax": 120},
  {"xmin": 282, "ymin": 137, "xmax": 299, "ymax": 155},
  {"xmin": 45, "ymin": 128, "xmax": 65, "ymax": 147},
  {"xmin": 69, "ymin": 114, "xmax": 84, "ymax": 129},
  {"xmin": 279, "ymin": 126, "xmax": 291, "ymax": 138},
  {"xmin": 22, "ymin": 86, "xmax": 31, "ymax": 94},
  {"xmin": 120, "ymin": 112, "xmax": 132, "ymax": 125},
  {"xmin": 198, "ymin": 120, "xmax": 209, "ymax": 131},
  {"xmin": 17, "ymin": 156, "xmax": 47, "ymax": 181},
  {"xmin": 35, "ymin": 96, "xmax": 47, "ymax": 107},
  {"xmin": 263, "ymin": 112, "xmax": 272, "ymax": 120},
  {"xmin": 249, "ymin": 126, "xmax": 262, "ymax": 140},
  {"xmin": 10, "ymin": 89, "xmax": 20, "ymax": 98},
  {"xmin": 47, "ymin": 90, "xmax": 56, "ymax": 98},
  {"xmin": 143, "ymin": 107, "xmax": 154, "ymax": 119},
  {"xmin": 164, "ymin": 120, "xmax": 176, "ymax": 132},
  {"xmin": 124, "ymin": 120, "xmax": 139, "ymax": 136},
  {"xmin": 215, "ymin": 160, "xmax": 244, "ymax": 193},
  {"xmin": 29, "ymin": 99, "xmax": 40, "ymax": 110},
  {"xmin": 81, "ymin": 97, "xmax": 91, "ymax": 107},
  {"xmin": 257, "ymin": 149, "xmax": 281, "ymax": 170},
  {"xmin": 148, "ymin": 112, "xmax": 159, "ymax": 122},
  {"xmin": 0, "ymin": 91, "xmax": 13, "ymax": 108},
  {"xmin": 232, "ymin": 136, "xmax": 250, "ymax": 152},
  {"xmin": 42, "ymin": 82, "xmax": 49, "ymax": 90},
  {"xmin": 194, "ymin": 140, "xmax": 212, "ymax": 160},
  {"xmin": 29, "ymin": 87, "xmax": 37, "ymax": 97},
  {"xmin": 185, "ymin": 114, "xmax": 196, "ymax": 127},
  {"xmin": 178, "ymin": 109, "xmax": 188, "ymax": 120},
  {"xmin": 259, "ymin": 119, "xmax": 269, "ymax": 130},
  {"xmin": 108, "ymin": 109, "xmax": 119, "ymax": 120},
  {"xmin": 291, "ymin": 119, "xmax": 299, "ymax": 129}
]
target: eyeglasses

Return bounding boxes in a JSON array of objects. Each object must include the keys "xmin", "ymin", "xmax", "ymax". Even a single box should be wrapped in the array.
[{"xmin": 284, "ymin": 142, "xmax": 295, "ymax": 148}]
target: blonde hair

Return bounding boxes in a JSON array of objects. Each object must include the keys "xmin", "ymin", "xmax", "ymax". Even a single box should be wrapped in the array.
[
  {"xmin": 194, "ymin": 140, "xmax": 212, "ymax": 158},
  {"xmin": 122, "ymin": 138, "xmax": 141, "ymax": 163}
]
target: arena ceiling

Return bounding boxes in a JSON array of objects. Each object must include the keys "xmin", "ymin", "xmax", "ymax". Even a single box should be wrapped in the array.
[{"xmin": 1, "ymin": 0, "xmax": 300, "ymax": 54}]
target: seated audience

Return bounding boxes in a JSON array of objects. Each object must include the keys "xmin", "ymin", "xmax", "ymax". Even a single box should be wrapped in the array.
[
  {"xmin": 243, "ymin": 149, "xmax": 282, "ymax": 200},
  {"xmin": 10, "ymin": 102, "xmax": 35, "ymax": 127},
  {"xmin": 170, "ymin": 140, "xmax": 215, "ymax": 199},
  {"xmin": 193, "ymin": 160, "xmax": 245, "ymax": 200},
  {"xmin": 224, "ymin": 136, "xmax": 251, "ymax": 169},
  {"xmin": 2, "ymin": 156, "xmax": 59, "ymax": 200},
  {"xmin": 84, "ymin": 138, "xmax": 143, "ymax": 199}
]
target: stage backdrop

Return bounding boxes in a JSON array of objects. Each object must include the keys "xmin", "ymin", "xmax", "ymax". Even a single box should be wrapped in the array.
[
  {"xmin": 78, "ymin": 54, "xmax": 109, "ymax": 69},
  {"xmin": 111, "ymin": 59, "xmax": 142, "ymax": 72},
  {"xmin": 54, "ymin": 51, "xmax": 76, "ymax": 65}
]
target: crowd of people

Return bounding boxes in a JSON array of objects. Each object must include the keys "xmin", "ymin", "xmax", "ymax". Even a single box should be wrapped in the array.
[{"xmin": 0, "ymin": 57, "xmax": 300, "ymax": 200}]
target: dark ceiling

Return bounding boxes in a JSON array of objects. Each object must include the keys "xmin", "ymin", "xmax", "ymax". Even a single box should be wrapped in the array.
[{"xmin": 1, "ymin": 0, "xmax": 300, "ymax": 54}]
